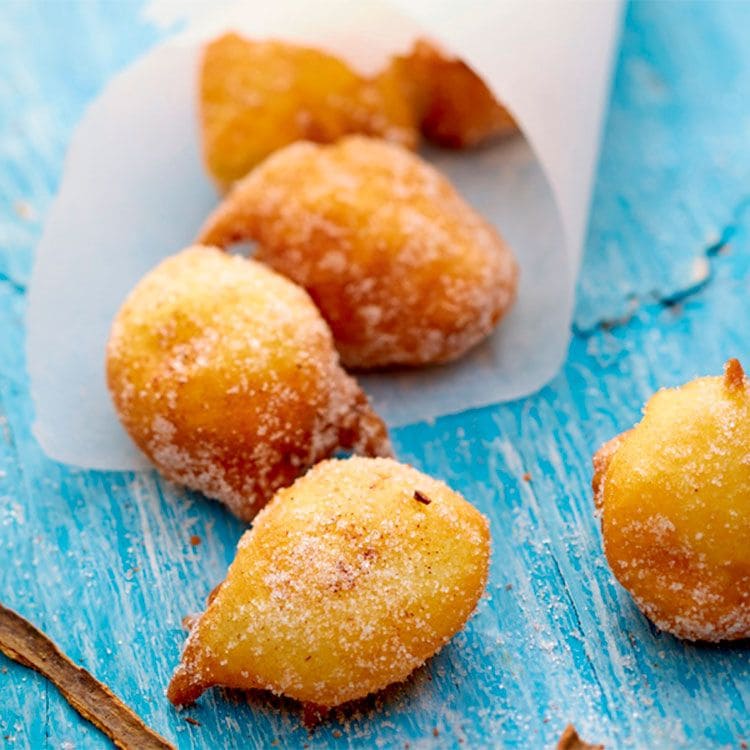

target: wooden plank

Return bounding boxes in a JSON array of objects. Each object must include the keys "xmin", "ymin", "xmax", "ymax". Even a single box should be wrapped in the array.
[
  {"xmin": 576, "ymin": 0, "xmax": 750, "ymax": 331},
  {"xmin": 1, "ymin": 1, "xmax": 749, "ymax": 748}
]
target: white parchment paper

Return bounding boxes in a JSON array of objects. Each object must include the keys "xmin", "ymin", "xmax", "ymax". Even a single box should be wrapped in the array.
[{"xmin": 26, "ymin": 0, "xmax": 622, "ymax": 470}]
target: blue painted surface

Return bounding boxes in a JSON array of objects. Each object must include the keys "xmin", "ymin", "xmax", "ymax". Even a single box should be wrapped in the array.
[{"xmin": 1, "ymin": 2, "xmax": 749, "ymax": 748}]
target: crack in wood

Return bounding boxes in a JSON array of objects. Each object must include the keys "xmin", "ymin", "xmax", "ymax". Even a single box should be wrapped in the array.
[{"xmin": 573, "ymin": 196, "xmax": 750, "ymax": 340}]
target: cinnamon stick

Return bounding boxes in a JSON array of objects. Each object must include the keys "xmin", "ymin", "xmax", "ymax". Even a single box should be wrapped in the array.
[{"xmin": 0, "ymin": 602, "xmax": 173, "ymax": 750}]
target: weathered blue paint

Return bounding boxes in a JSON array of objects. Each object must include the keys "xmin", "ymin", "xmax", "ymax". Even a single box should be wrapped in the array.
[{"xmin": 1, "ymin": 1, "xmax": 749, "ymax": 748}]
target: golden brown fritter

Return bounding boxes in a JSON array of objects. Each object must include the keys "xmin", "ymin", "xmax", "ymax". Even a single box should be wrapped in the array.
[
  {"xmin": 593, "ymin": 359, "xmax": 750, "ymax": 641},
  {"xmin": 167, "ymin": 456, "xmax": 490, "ymax": 708},
  {"xmin": 199, "ymin": 136, "xmax": 518, "ymax": 368},
  {"xmin": 106, "ymin": 246, "xmax": 390, "ymax": 521},
  {"xmin": 200, "ymin": 33, "xmax": 418, "ymax": 189},
  {"xmin": 392, "ymin": 39, "xmax": 518, "ymax": 149}
]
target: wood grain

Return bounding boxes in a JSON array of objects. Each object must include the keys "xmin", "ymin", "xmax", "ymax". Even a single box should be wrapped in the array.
[
  {"xmin": 1, "ymin": 1, "xmax": 749, "ymax": 748},
  {"xmin": 0, "ymin": 604, "xmax": 173, "ymax": 749}
]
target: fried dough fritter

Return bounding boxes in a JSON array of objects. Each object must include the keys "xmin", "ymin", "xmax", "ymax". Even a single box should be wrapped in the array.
[
  {"xmin": 200, "ymin": 33, "xmax": 418, "ymax": 189},
  {"xmin": 198, "ymin": 136, "xmax": 518, "ymax": 368},
  {"xmin": 106, "ymin": 246, "xmax": 391, "ymax": 521},
  {"xmin": 393, "ymin": 39, "xmax": 518, "ymax": 149},
  {"xmin": 593, "ymin": 359, "xmax": 750, "ymax": 641},
  {"xmin": 167, "ymin": 456, "xmax": 490, "ymax": 708}
]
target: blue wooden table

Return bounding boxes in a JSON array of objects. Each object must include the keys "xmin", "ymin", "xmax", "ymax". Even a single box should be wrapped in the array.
[{"xmin": 2, "ymin": 1, "xmax": 749, "ymax": 748}]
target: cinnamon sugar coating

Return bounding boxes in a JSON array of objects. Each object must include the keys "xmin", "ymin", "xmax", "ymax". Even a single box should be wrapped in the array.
[
  {"xmin": 593, "ymin": 359, "xmax": 750, "ymax": 641},
  {"xmin": 199, "ymin": 136, "xmax": 518, "ymax": 368},
  {"xmin": 106, "ymin": 246, "xmax": 390, "ymax": 521},
  {"xmin": 167, "ymin": 456, "xmax": 490, "ymax": 708}
]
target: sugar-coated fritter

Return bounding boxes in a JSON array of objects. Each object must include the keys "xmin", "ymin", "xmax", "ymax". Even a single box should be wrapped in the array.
[
  {"xmin": 199, "ymin": 136, "xmax": 518, "ymax": 368},
  {"xmin": 593, "ymin": 359, "xmax": 750, "ymax": 641},
  {"xmin": 393, "ymin": 39, "xmax": 518, "ymax": 148},
  {"xmin": 167, "ymin": 456, "xmax": 490, "ymax": 708},
  {"xmin": 106, "ymin": 246, "xmax": 391, "ymax": 521},
  {"xmin": 200, "ymin": 33, "xmax": 418, "ymax": 190}
]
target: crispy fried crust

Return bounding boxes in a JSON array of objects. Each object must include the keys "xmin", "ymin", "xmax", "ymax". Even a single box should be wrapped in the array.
[
  {"xmin": 557, "ymin": 724, "xmax": 604, "ymax": 750},
  {"xmin": 392, "ymin": 39, "xmax": 518, "ymax": 148},
  {"xmin": 595, "ymin": 361, "xmax": 750, "ymax": 641},
  {"xmin": 200, "ymin": 33, "xmax": 418, "ymax": 189},
  {"xmin": 198, "ymin": 136, "xmax": 518, "ymax": 368},
  {"xmin": 723, "ymin": 357, "xmax": 746, "ymax": 392},
  {"xmin": 167, "ymin": 456, "xmax": 490, "ymax": 708},
  {"xmin": 106, "ymin": 246, "xmax": 391, "ymax": 521},
  {"xmin": 591, "ymin": 431, "xmax": 629, "ymax": 511}
]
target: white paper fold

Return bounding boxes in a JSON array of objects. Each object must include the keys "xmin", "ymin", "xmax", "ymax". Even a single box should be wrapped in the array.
[{"xmin": 26, "ymin": 0, "xmax": 622, "ymax": 470}]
